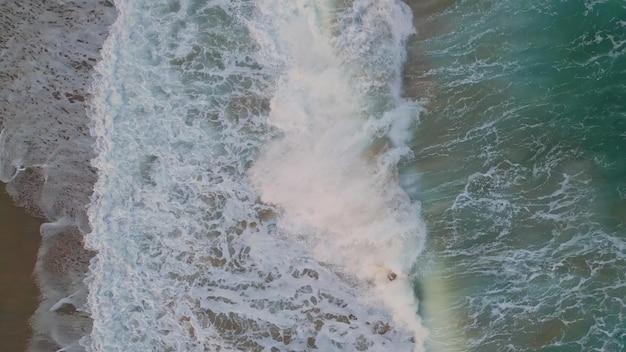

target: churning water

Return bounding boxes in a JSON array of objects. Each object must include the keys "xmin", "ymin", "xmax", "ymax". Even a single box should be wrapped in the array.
[{"xmin": 85, "ymin": 0, "xmax": 426, "ymax": 351}]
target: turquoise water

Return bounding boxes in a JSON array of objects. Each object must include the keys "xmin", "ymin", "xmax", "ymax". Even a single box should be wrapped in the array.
[{"xmin": 404, "ymin": 1, "xmax": 626, "ymax": 351}]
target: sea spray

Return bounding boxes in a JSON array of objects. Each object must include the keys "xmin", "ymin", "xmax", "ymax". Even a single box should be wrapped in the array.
[{"xmin": 248, "ymin": 0, "xmax": 429, "ymax": 348}]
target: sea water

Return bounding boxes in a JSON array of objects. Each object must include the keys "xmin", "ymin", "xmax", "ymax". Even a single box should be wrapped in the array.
[
  {"xmin": 85, "ymin": 0, "xmax": 426, "ymax": 351},
  {"xmin": 403, "ymin": 1, "xmax": 626, "ymax": 351}
]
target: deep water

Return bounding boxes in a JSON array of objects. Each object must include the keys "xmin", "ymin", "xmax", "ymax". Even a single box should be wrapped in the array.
[{"xmin": 404, "ymin": 1, "xmax": 626, "ymax": 351}]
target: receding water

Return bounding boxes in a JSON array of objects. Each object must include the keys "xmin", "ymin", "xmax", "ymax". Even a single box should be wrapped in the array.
[{"xmin": 85, "ymin": 1, "xmax": 427, "ymax": 351}]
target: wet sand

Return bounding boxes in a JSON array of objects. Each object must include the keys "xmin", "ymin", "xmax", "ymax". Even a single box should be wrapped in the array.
[
  {"xmin": 0, "ymin": 187, "xmax": 42, "ymax": 352},
  {"xmin": 1, "ymin": 1, "xmax": 116, "ymax": 349}
]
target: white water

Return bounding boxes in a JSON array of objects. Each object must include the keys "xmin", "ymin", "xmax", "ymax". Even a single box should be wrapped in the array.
[
  {"xmin": 249, "ymin": 0, "xmax": 427, "ymax": 338},
  {"xmin": 85, "ymin": 0, "xmax": 427, "ymax": 350}
]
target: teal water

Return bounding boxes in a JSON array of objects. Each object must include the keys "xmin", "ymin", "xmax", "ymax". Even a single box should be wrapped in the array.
[{"xmin": 404, "ymin": 1, "xmax": 626, "ymax": 351}]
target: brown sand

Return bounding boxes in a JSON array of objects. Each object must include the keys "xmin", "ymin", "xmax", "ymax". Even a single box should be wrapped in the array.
[{"xmin": 0, "ymin": 186, "xmax": 42, "ymax": 352}]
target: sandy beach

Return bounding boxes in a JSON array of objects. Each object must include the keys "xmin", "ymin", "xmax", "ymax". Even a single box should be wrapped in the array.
[
  {"xmin": 0, "ymin": 187, "xmax": 42, "ymax": 352},
  {"xmin": 0, "ymin": 1, "xmax": 115, "ymax": 350}
]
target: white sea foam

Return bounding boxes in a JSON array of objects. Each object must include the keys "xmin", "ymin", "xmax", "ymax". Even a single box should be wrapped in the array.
[
  {"xmin": 0, "ymin": 1, "xmax": 115, "ymax": 350},
  {"xmin": 85, "ymin": 0, "xmax": 427, "ymax": 350}
]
